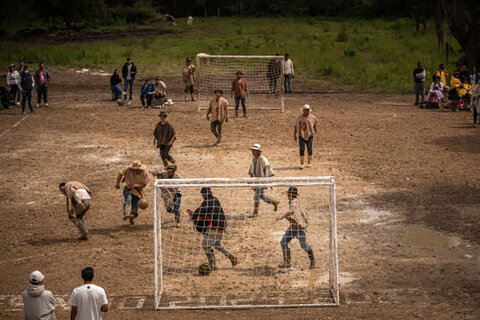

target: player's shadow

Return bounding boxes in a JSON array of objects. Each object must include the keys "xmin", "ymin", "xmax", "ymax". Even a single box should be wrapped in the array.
[
  {"xmin": 238, "ymin": 265, "xmax": 278, "ymax": 277},
  {"xmin": 274, "ymin": 167, "xmax": 302, "ymax": 171},
  {"xmin": 90, "ymin": 224, "xmax": 153, "ymax": 239},
  {"xmin": 181, "ymin": 144, "xmax": 215, "ymax": 149},
  {"xmin": 26, "ymin": 237, "xmax": 80, "ymax": 246}
]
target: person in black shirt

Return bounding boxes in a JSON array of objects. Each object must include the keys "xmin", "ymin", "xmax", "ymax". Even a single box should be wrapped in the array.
[
  {"xmin": 413, "ymin": 61, "xmax": 426, "ymax": 106},
  {"xmin": 110, "ymin": 69, "xmax": 122, "ymax": 101},
  {"xmin": 187, "ymin": 187, "xmax": 237, "ymax": 270}
]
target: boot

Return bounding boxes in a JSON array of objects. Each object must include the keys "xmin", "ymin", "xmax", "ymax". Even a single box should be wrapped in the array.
[
  {"xmin": 307, "ymin": 249, "xmax": 315, "ymax": 269},
  {"xmin": 278, "ymin": 249, "xmax": 291, "ymax": 268},
  {"xmin": 190, "ymin": 93, "xmax": 195, "ymax": 101},
  {"xmin": 169, "ymin": 156, "xmax": 176, "ymax": 164},
  {"xmin": 207, "ymin": 253, "xmax": 217, "ymax": 270},
  {"xmin": 307, "ymin": 155, "xmax": 313, "ymax": 168},
  {"xmin": 300, "ymin": 156, "xmax": 305, "ymax": 169},
  {"xmin": 162, "ymin": 159, "xmax": 168, "ymax": 168},
  {"xmin": 252, "ymin": 202, "xmax": 259, "ymax": 217},
  {"xmin": 175, "ymin": 213, "xmax": 180, "ymax": 228},
  {"xmin": 265, "ymin": 197, "xmax": 279, "ymax": 212},
  {"xmin": 215, "ymin": 136, "xmax": 221, "ymax": 146},
  {"xmin": 228, "ymin": 253, "xmax": 238, "ymax": 267},
  {"xmin": 123, "ymin": 206, "xmax": 131, "ymax": 220}
]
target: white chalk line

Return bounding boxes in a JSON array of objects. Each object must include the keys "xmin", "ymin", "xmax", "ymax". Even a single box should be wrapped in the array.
[{"xmin": 0, "ymin": 115, "xmax": 28, "ymax": 138}]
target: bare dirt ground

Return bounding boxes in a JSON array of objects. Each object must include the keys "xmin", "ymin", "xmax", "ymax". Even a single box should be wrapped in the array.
[{"xmin": 0, "ymin": 69, "xmax": 479, "ymax": 319}]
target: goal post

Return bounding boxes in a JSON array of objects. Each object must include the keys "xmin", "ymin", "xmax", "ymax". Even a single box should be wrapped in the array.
[
  {"xmin": 153, "ymin": 176, "xmax": 339, "ymax": 310},
  {"xmin": 195, "ymin": 54, "xmax": 285, "ymax": 112}
]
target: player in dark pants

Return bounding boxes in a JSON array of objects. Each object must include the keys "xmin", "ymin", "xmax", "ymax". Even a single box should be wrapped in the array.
[
  {"xmin": 153, "ymin": 111, "xmax": 176, "ymax": 167},
  {"xmin": 187, "ymin": 187, "xmax": 237, "ymax": 270},
  {"xmin": 153, "ymin": 164, "xmax": 182, "ymax": 227}
]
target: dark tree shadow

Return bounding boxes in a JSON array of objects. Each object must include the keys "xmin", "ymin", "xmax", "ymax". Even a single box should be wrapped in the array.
[{"xmin": 432, "ymin": 134, "xmax": 480, "ymax": 154}]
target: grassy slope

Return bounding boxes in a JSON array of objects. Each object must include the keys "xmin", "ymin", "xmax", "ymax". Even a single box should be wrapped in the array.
[{"xmin": 0, "ymin": 17, "xmax": 461, "ymax": 93}]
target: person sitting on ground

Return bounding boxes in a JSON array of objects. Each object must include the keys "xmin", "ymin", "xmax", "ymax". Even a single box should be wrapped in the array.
[
  {"xmin": 153, "ymin": 77, "xmax": 167, "ymax": 107},
  {"xmin": 140, "ymin": 79, "xmax": 154, "ymax": 110},
  {"xmin": 435, "ymin": 63, "xmax": 449, "ymax": 91},
  {"xmin": 23, "ymin": 271, "xmax": 56, "ymax": 320},
  {"xmin": 0, "ymin": 86, "xmax": 13, "ymax": 110},
  {"xmin": 427, "ymin": 76, "xmax": 445, "ymax": 103},
  {"xmin": 110, "ymin": 69, "xmax": 122, "ymax": 101},
  {"xmin": 449, "ymin": 70, "xmax": 466, "ymax": 101}
]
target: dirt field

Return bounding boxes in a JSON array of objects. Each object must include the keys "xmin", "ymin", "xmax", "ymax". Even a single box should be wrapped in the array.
[{"xmin": 0, "ymin": 69, "xmax": 479, "ymax": 319}]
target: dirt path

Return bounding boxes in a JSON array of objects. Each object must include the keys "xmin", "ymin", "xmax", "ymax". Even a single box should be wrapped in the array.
[{"xmin": 0, "ymin": 69, "xmax": 479, "ymax": 319}]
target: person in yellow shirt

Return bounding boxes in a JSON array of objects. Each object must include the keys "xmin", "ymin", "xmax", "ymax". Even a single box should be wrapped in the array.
[
  {"xmin": 450, "ymin": 71, "xmax": 467, "ymax": 99},
  {"xmin": 435, "ymin": 64, "xmax": 449, "ymax": 90}
]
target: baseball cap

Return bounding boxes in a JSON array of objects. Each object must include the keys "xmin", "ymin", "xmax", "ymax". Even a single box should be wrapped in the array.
[
  {"xmin": 29, "ymin": 270, "xmax": 44, "ymax": 284},
  {"xmin": 302, "ymin": 104, "xmax": 311, "ymax": 110},
  {"xmin": 200, "ymin": 187, "xmax": 212, "ymax": 195},
  {"xmin": 251, "ymin": 144, "xmax": 261, "ymax": 151},
  {"xmin": 235, "ymin": 70, "xmax": 243, "ymax": 75}
]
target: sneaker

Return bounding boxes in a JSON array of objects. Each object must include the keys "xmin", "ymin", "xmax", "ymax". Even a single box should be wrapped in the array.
[
  {"xmin": 22, "ymin": 112, "xmax": 26, "ymax": 115},
  {"xmin": 35, "ymin": 104, "xmax": 40, "ymax": 108},
  {"xmin": 45, "ymin": 103, "xmax": 48, "ymax": 107},
  {"xmin": 16, "ymin": 102, "xmax": 20, "ymax": 106},
  {"xmin": 129, "ymin": 216, "xmax": 135, "ymax": 225}
]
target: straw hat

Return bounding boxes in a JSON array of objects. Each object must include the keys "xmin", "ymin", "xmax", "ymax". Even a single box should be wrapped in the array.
[
  {"xmin": 129, "ymin": 160, "xmax": 146, "ymax": 170},
  {"xmin": 251, "ymin": 144, "xmax": 261, "ymax": 151}
]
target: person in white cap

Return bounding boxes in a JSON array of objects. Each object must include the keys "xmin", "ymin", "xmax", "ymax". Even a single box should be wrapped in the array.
[
  {"xmin": 294, "ymin": 104, "xmax": 318, "ymax": 169},
  {"xmin": 69, "ymin": 267, "xmax": 108, "ymax": 320},
  {"xmin": 22, "ymin": 270, "xmax": 56, "ymax": 320},
  {"xmin": 248, "ymin": 144, "xmax": 279, "ymax": 216}
]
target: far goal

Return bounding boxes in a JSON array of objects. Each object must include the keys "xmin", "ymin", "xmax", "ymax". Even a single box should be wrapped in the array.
[
  {"xmin": 195, "ymin": 54, "xmax": 285, "ymax": 112},
  {"xmin": 153, "ymin": 176, "xmax": 339, "ymax": 310}
]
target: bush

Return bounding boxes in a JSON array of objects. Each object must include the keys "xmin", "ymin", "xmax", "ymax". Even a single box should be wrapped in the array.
[
  {"xmin": 344, "ymin": 48, "xmax": 356, "ymax": 56},
  {"xmin": 336, "ymin": 25, "xmax": 348, "ymax": 42}
]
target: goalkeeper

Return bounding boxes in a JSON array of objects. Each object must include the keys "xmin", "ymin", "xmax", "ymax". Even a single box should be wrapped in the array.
[
  {"xmin": 276, "ymin": 187, "xmax": 315, "ymax": 269},
  {"xmin": 187, "ymin": 187, "xmax": 237, "ymax": 270},
  {"xmin": 152, "ymin": 164, "xmax": 182, "ymax": 227}
]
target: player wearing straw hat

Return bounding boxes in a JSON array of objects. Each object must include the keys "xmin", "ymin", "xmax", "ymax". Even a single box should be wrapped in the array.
[
  {"xmin": 206, "ymin": 89, "xmax": 229, "ymax": 146},
  {"xmin": 276, "ymin": 187, "xmax": 315, "ymax": 269},
  {"xmin": 115, "ymin": 160, "xmax": 150, "ymax": 225},
  {"xmin": 294, "ymin": 104, "xmax": 318, "ymax": 169},
  {"xmin": 248, "ymin": 143, "xmax": 279, "ymax": 216},
  {"xmin": 59, "ymin": 181, "xmax": 92, "ymax": 240}
]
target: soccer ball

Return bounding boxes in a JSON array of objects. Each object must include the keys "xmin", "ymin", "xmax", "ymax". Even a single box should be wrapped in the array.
[
  {"xmin": 138, "ymin": 199, "xmax": 149, "ymax": 210},
  {"xmin": 198, "ymin": 263, "xmax": 212, "ymax": 276}
]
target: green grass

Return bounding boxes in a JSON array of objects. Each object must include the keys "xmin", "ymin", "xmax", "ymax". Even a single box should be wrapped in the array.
[{"xmin": 0, "ymin": 17, "xmax": 461, "ymax": 93}]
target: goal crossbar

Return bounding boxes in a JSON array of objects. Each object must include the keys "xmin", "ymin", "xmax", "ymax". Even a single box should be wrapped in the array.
[{"xmin": 153, "ymin": 176, "xmax": 339, "ymax": 310}]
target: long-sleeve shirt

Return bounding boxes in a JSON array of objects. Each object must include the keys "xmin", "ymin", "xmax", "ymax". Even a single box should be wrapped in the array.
[
  {"xmin": 231, "ymin": 78, "xmax": 248, "ymax": 97},
  {"xmin": 285, "ymin": 197, "xmax": 308, "ymax": 230},
  {"xmin": 191, "ymin": 195, "xmax": 226, "ymax": 232},
  {"xmin": 248, "ymin": 155, "xmax": 275, "ymax": 178},
  {"xmin": 64, "ymin": 181, "xmax": 92, "ymax": 215},
  {"xmin": 120, "ymin": 167, "xmax": 149, "ymax": 198},
  {"xmin": 295, "ymin": 113, "xmax": 318, "ymax": 140},
  {"xmin": 153, "ymin": 121, "xmax": 176, "ymax": 147},
  {"xmin": 7, "ymin": 70, "xmax": 20, "ymax": 86},
  {"xmin": 110, "ymin": 74, "xmax": 121, "ymax": 87},
  {"xmin": 284, "ymin": 59, "xmax": 294, "ymax": 75},
  {"xmin": 207, "ymin": 97, "xmax": 228, "ymax": 122},
  {"xmin": 141, "ymin": 83, "xmax": 154, "ymax": 95}
]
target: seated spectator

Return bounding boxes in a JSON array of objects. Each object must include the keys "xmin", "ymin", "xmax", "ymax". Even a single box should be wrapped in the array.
[
  {"xmin": 0, "ymin": 86, "xmax": 13, "ymax": 110},
  {"xmin": 469, "ymin": 66, "xmax": 480, "ymax": 85},
  {"xmin": 449, "ymin": 71, "xmax": 467, "ymax": 101},
  {"xmin": 427, "ymin": 76, "xmax": 445, "ymax": 103},
  {"xmin": 140, "ymin": 79, "xmax": 154, "ymax": 110},
  {"xmin": 153, "ymin": 77, "xmax": 167, "ymax": 107},
  {"xmin": 110, "ymin": 69, "xmax": 122, "ymax": 101},
  {"xmin": 22, "ymin": 270, "xmax": 56, "ymax": 320},
  {"xmin": 435, "ymin": 64, "xmax": 449, "ymax": 90}
]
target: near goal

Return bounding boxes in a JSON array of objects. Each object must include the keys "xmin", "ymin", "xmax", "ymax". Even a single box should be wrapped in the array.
[
  {"xmin": 153, "ymin": 176, "xmax": 339, "ymax": 309},
  {"xmin": 195, "ymin": 54, "xmax": 285, "ymax": 112}
]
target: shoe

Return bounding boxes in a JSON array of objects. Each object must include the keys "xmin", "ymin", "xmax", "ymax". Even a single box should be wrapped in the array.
[
  {"xmin": 228, "ymin": 254, "xmax": 238, "ymax": 267},
  {"xmin": 243, "ymin": 114, "xmax": 247, "ymax": 118},
  {"xmin": 307, "ymin": 155, "xmax": 313, "ymax": 168},
  {"xmin": 16, "ymin": 102, "xmax": 20, "ymax": 106},
  {"xmin": 35, "ymin": 104, "xmax": 40, "ymax": 108},
  {"xmin": 141, "ymin": 106, "xmax": 145, "ymax": 110},
  {"xmin": 129, "ymin": 216, "xmax": 135, "ymax": 225},
  {"xmin": 278, "ymin": 249, "xmax": 291, "ymax": 268},
  {"xmin": 300, "ymin": 156, "xmax": 305, "ymax": 169},
  {"xmin": 45, "ymin": 103, "xmax": 48, "ymax": 107},
  {"xmin": 273, "ymin": 201, "xmax": 279, "ymax": 212},
  {"xmin": 235, "ymin": 112, "xmax": 238, "ymax": 118},
  {"xmin": 22, "ymin": 112, "xmax": 26, "ymax": 115}
]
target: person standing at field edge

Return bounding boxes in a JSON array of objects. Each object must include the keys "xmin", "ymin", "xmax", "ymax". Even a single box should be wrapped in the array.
[
  {"xmin": 34, "ymin": 63, "xmax": 51, "ymax": 108},
  {"xmin": 182, "ymin": 58, "xmax": 196, "ymax": 102},
  {"xmin": 69, "ymin": 267, "xmax": 108, "ymax": 320},
  {"xmin": 153, "ymin": 111, "xmax": 176, "ymax": 167},
  {"xmin": 23, "ymin": 270, "xmax": 56, "ymax": 320},
  {"xmin": 206, "ymin": 89, "xmax": 229, "ymax": 146},
  {"xmin": 284, "ymin": 53, "xmax": 294, "ymax": 93},
  {"xmin": 413, "ymin": 61, "xmax": 426, "ymax": 106},
  {"xmin": 231, "ymin": 70, "xmax": 248, "ymax": 118},
  {"xmin": 122, "ymin": 57, "xmax": 137, "ymax": 100},
  {"xmin": 294, "ymin": 104, "xmax": 318, "ymax": 169}
]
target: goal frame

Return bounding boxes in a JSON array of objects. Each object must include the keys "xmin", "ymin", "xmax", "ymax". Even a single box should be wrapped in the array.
[
  {"xmin": 195, "ymin": 54, "xmax": 285, "ymax": 113},
  {"xmin": 153, "ymin": 176, "xmax": 339, "ymax": 310}
]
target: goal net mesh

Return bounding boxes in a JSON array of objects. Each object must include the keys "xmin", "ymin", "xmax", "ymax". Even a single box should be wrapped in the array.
[
  {"xmin": 153, "ymin": 177, "xmax": 339, "ymax": 310},
  {"xmin": 195, "ymin": 54, "xmax": 285, "ymax": 112}
]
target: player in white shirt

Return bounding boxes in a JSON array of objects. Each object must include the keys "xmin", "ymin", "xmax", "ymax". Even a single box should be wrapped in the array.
[{"xmin": 69, "ymin": 267, "xmax": 108, "ymax": 320}]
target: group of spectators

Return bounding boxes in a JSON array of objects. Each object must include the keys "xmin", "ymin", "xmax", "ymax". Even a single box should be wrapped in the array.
[
  {"xmin": 3, "ymin": 61, "xmax": 51, "ymax": 115},
  {"xmin": 22, "ymin": 268, "xmax": 108, "ymax": 320},
  {"xmin": 110, "ymin": 57, "xmax": 167, "ymax": 109}
]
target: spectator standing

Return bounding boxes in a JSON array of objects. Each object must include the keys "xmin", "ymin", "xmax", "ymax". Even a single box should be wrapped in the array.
[
  {"xmin": 182, "ymin": 58, "xmax": 196, "ymax": 102},
  {"xmin": 413, "ymin": 61, "xmax": 426, "ymax": 106},
  {"xmin": 231, "ymin": 71, "xmax": 248, "ymax": 118},
  {"xmin": 471, "ymin": 80, "xmax": 480, "ymax": 126},
  {"xmin": 110, "ymin": 69, "xmax": 122, "ymax": 101},
  {"xmin": 7, "ymin": 64, "xmax": 20, "ymax": 106},
  {"xmin": 34, "ymin": 63, "xmax": 51, "ymax": 107},
  {"xmin": 122, "ymin": 57, "xmax": 137, "ymax": 100},
  {"xmin": 22, "ymin": 270, "xmax": 56, "ymax": 320},
  {"xmin": 469, "ymin": 66, "xmax": 480, "ymax": 85},
  {"xmin": 17, "ymin": 60, "xmax": 25, "ymax": 104},
  {"xmin": 267, "ymin": 54, "xmax": 282, "ymax": 94},
  {"xmin": 69, "ymin": 267, "xmax": 108, "ymax": 320},
  {"xmin": 284, "ymin": 53, "xmax": 294, "ymax": 93},
  {"xmin": 19, "ymin": 66, "xmax": 35, "ymax": 115}
]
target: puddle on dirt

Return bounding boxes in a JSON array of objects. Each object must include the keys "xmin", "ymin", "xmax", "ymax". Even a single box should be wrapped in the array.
[
  {"xmin": 401, "ymin": 225, "xmax": 461, "ymax": 249},
  {"xmin": 360, "ymin": 208, "xmax": 392, "ymax": 223},
  {"xmin": 104, "ymin": 155, "xmax": 123, "ymax": 163}
]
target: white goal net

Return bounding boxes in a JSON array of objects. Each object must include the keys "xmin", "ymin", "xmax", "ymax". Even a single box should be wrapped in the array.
[
  {"xmin": 153, "ymin": 176, "xmax": 339, "ymax": 310},
  {"xmin": 195, "ymin": 54, "xmax": 285, "ymax": 112}
]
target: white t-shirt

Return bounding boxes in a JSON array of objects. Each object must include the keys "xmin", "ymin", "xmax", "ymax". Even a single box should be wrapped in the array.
[
  {"xmin": 69, "ymin": 284, "xmax": 108, "ymax": 320},
  {"xmin": 127, "ymin": 64, "xmax": 132, "ymax": 80}
]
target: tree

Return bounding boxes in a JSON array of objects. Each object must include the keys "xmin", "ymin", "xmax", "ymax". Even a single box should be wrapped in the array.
[{"xmin": 439, "ymin": 0, "xmax": 480, "ymax": 68}]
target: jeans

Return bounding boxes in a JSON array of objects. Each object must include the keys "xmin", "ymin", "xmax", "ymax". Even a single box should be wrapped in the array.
[
  {"xmin": 299, "ymin": 136, "xmax": 313, "ymax": 156},
  {"xmin": 22, "ymin": 90, "xmax": 33, "ymax": 113},
  {"xmin": 37, "ymin": 84, "xmax": 48, "ymax": 104},
  {"xmin": 69, "ymin": 199, "xmax": 90, "ymax": 233},
  {"xmin": 414, "ymin": 82, "xmax": 425, "ymax": 104},
  {"xmin": 202, "ymin": 229, "xmax": 232, "ymax": 267},
  {"xmin": 164, "ymin": 193, "xmax": 182, "ymax": 222},
  {"xmin": 234, "ymin": 96, "xmax": 246, "ymax": 115},
  {"xmin": 280, "ymin": 229, "xmax": 311, "ymax": 251},
  {"xmin": 211, "ymin": 120, "xmax": 223, "ymax": 137},
  {"xmin": 140, "ymin": 93, "xmax": 153, "ymax": 108},
  {"xmin": 284, "ymin": 74, "xmax": 293, "ymax": 93},
  {"xmin": 123, "ymin": 186, "xmax": 139, "ymax": 216},
  {"xmin": 9, "ymin": 84, "xmax": 19, "ymax": 104},
  {"xmin": 124, "ymin": 79, "xmax": 134, "ymax": 100},
  {"xmin": 268, "ymin": 76, "xmax": 278, "ymax": 93},
  {"xmin": 159, "ymin": 144, "xmax": 174, "ymax": 166},
  {"xmin": 111, "ymin": 85, "xmax": 122, "ymax": 100}
]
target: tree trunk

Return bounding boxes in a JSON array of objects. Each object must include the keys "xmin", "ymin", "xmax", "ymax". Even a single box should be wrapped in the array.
[{"xmin": 439, "ymin": 0, "xmax": 480, "ymax": 69}]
